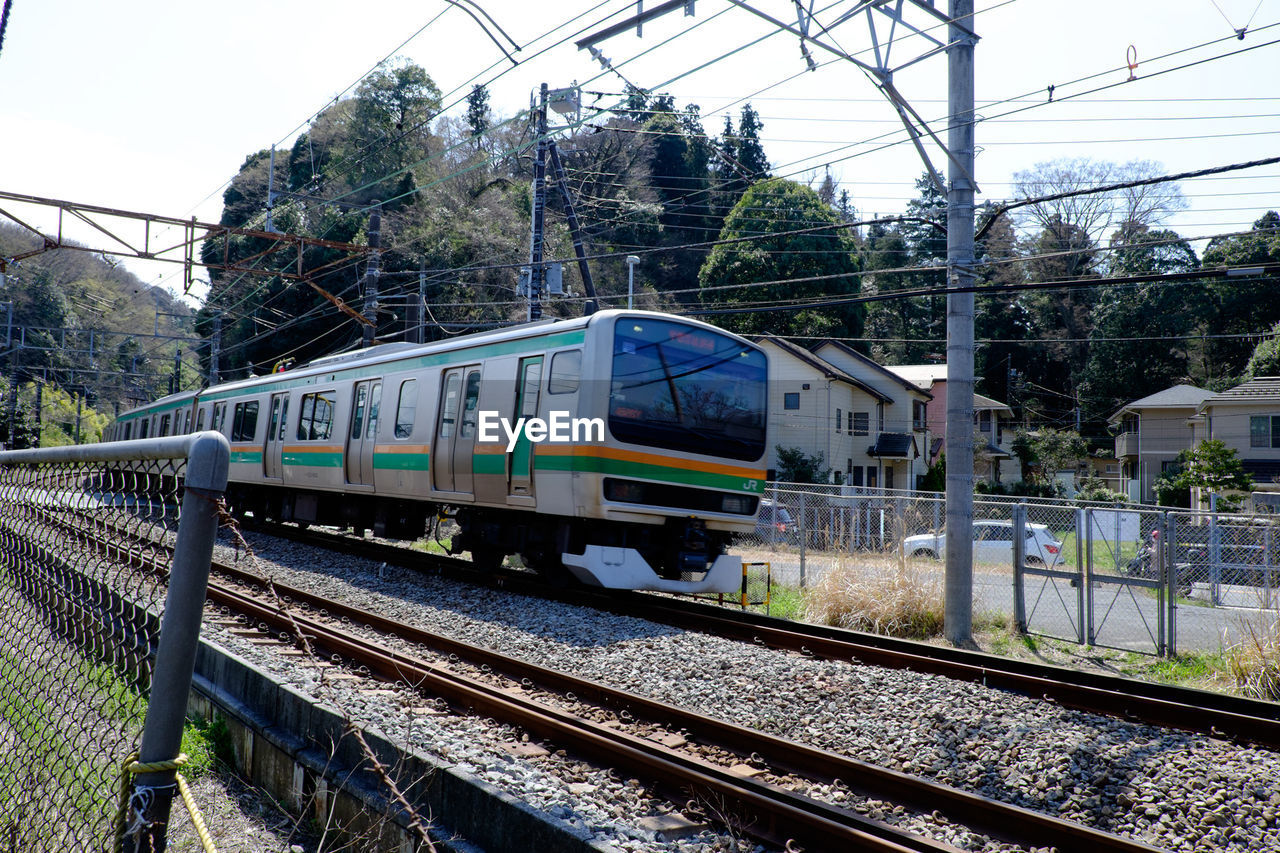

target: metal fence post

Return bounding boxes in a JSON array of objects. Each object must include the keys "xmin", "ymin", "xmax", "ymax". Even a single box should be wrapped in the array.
[
  {"xmin": 1209, "ymin": 493, "xmax": 1222, "ymax": 606},
  {"xmin": 125, "ymin": 432, "xmax": 229, "ymax": 853},
  {"xmin": 1012, "ymin": 502, "xmax": 1027, "ymax": 633},
  {"xmin": 1165, "ymin": 511, "xmax": 1178, "ymax": 657},
  {"xmin": 1156, "ymin": 510, "xmax": 1168, "ymax": 657},
  {"xmin": 1074, "ymin": 507, "xmax": 1086, "ymax": 645},
  {"xmin": 798, "ymin": 496, "xmax": 807, "ymax": 588},
  {"xmin": 1085, "ymin": 508, "xmax": 1096, "ymax": 647}
]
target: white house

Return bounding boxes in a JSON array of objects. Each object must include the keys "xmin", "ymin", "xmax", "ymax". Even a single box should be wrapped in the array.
[{"xmin": 755, "ymin": 337, "xmax": 931, "ymax": 490}]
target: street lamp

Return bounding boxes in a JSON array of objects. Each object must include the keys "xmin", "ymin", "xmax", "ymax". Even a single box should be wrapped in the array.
[{"xmin": 625, "ymin": 255, "xmax": 640, "ymax": 310}]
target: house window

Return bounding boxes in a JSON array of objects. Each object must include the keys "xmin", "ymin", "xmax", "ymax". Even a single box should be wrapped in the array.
[
  {"xmin": 853, "ymin": 412, "xmax": 869, "ymax": 436},
  {"xmin": 885, "ymin": 467, "xmax": 894, "ymax": 490},
  {"xmin": 877, "ymin": 403, "xmax": 885, "ymax": 434},
  {"xmin": 851, "ymin": 466, "xmax": 863, "ymax": 487},
  {"xmin": 913, "ymin": 400, "xmax": 926, "ymax": 431},
  {"xmin": 835, "ymin": 408, "xmax": 841, "ymax": 434},
  {"xmin": 867, "ymin": 467, "xmax": 878, "ymax": 488},
  {"xmin": 846, "ymin": 458, "xmax": 852, "ymax": 474},
  {"xmin": 846, "ymin": 411, "xmax": 852, "ymax": 435},
  {"xmin": 978, "ymin": 410, "xmax": 992, "ymax": 432},
  {"xmin": 1251, "ymin": 415, "xmax": 1280, "ymax": 448},
  {"xmin": 784, "ymin": 392, "xmax": 800, "ymax": 410}
]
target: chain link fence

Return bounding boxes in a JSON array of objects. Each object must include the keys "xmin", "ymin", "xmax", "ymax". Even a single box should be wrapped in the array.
[
  {"xmin": 0, "ymin": 435, "xmax": 227, "ymax": 852},
  {"xmin": 736, "ymin": 483, "xmax": 1280, "ymax": 655}
]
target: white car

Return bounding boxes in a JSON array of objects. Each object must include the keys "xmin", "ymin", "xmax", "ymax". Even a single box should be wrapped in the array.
[{"xmin": 904, "ymin": 520, "xmax": 1064, "ymax": 567}]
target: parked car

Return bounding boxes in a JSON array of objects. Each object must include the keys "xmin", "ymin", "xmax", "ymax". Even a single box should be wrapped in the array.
[
  {"xmin": 753, "ymin": 499, "xmax": 796, "ymax": 542},
  {"xmin": 903, "ymin": 520, "xmax": 1064, "ymax": 567}
]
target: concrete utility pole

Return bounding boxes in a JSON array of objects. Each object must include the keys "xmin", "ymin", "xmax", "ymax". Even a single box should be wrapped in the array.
[
  {"xmin": 361, "ymin": 202, "xmax": 383, "ymax": 348},
  {"xmin": 209, "ymin": 316, "xmax": 221, "ymax": 386},
  {"xmin": 944, "ymin": 0, "xmax": 977, "ymax": 645},
  {"xmin": 527, "ymin": 84, "xmax": 550, "ymax": 322}
]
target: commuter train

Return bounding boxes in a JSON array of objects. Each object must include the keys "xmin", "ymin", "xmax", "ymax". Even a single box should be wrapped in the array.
[{"xmin": 108, "ymin": 311, "xmax": 769, "ymax": 593}]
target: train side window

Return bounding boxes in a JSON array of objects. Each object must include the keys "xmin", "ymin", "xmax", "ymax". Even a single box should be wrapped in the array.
[
  {"xmin": 438, "ymin": 373, "xmax": 461, "ymax": 439},
  {"xmin": 231, "ymin": 401, "xmax": 259, "ymax": 442},
  {"xmin": 196, "ymin": 408, "xmax": 205, "ymax": 432},
  {"xmin": 395, "ymin": 380, "xmax": 418, "ymax": 439},
  {"xmin": 297, "ymin": 392, "xmax": 335, "ymax": 440},
  {"xmin": 351, "ymin": 385, "xmax": 368, "ymax": 440},
  {"xmin": 548, "ymin": 350, "xmax": 581, "ymax": 394},
  {"xmin": 160, "ymin": 414, "xmax": 171, "ymax": 436},
  {"xmin": 367, "ymin": 382, "xmax": 382, "ymax": 440},
  {"xmin": 212, "ymin": 402, "xmax": 227, "ymax": 434},
  {"xmin": 459, "ymin": 371, "xmax": 481, "ymax": 438},
  {"xmin": 139, "ymin": 419, "xmax": 150, "ymax": 439},
  {"xmin": 124, "ymin": 423, "xmax": 133, "ymax": 440}
]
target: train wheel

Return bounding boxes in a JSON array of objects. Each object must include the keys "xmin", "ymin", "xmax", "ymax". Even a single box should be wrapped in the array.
[{"xmin": 469, "ymin": 547, "xmax": 504, "ymax": 573}]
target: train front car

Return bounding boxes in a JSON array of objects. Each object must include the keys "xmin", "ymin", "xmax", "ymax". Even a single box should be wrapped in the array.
[{"xmin": 560, "ymin": 312, "xmax": 768, "ymax": 593}]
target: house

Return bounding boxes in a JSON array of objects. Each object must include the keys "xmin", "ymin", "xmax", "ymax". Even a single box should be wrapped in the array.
[
  {"xmin": 1108, "ymin": 384, "xmax": 1213, "ymax": 503},
  {"xmin": 881, "ymin": 363, "xmax": 1017, "ymax": 485},
  {"xmin": 754, "ymin": 337, "xmax": 931, "ymax": 490},
  {"xmin": 1193, "ymin": 376, "xmax": 1280, "ymax": 509}
]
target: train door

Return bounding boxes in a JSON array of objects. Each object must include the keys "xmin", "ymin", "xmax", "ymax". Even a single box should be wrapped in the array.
[
  {"xmin": 509, "ymin": 356, "xmax": 543, "ymax": 498},
  {"xmin": 433, "ymin": 366, "xmax": 480, "ymax": 494},
  {"xmin": 264, "ymin": 392, "xmax": 288, "ymax": 480},
  {"xmin": 345, "ymin": 379, "xmax": 381, "ymax": 486}
]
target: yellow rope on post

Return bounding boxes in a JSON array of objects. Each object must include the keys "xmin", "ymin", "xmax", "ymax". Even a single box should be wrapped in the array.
[{"xmin": 117, "ymin": 751, "xmax": 219, "ymax": 853}]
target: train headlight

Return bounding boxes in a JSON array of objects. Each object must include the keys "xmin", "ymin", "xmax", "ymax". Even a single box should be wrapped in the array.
[{"xmin": 721, "ymin": 494, "xmax": 753, "ymax": 514}]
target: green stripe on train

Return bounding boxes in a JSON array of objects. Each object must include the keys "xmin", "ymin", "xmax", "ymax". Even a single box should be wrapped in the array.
[
  {"xmin": 229, "ymin": 451, "xmax": 263, "ymax": 464},
  {"xmin": 283, "ymin": 451, "xmax": 343, "ymax": 468},
  {"xmin": 534, "ymin": 455, "xmax": 764, "ymax": 494},
  {"xmin": 373, "ymin": 453, "xmax": 430, "ymax": 471}
]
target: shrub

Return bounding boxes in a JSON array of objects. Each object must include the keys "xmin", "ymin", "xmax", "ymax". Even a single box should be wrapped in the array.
[
  {"xmin": 1225, "ymin": 619, "xmax": 1280, "ymax": 700},
  {"xmin": 805, "ymin": 559, "xmax": 945, "ymax": 639}
]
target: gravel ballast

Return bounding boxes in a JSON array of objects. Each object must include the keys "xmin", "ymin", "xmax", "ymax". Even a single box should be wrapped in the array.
[{"xmin": 210, "ymin": 531, "xmax": 1280, "ymax": 853}]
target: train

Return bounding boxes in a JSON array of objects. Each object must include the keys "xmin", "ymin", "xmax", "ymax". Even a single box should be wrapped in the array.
[{"xmin": 108, "ymin": 310, "xmax": 770, "ymax": 594}]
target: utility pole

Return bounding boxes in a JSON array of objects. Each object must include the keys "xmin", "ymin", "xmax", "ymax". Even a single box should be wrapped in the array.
[
  {"xmin": 209, "ymin": 316, "xmax": 221, "ymax": 386},
  {"xmin": 407, "ymin": 269, "xmax": 427, "ymax": 344},
  {"xmin": 944, "ymin": 0, "xmax": 977, "ymax": 645},
  {"xmin": 361, "ymin": 202, "xmax": 383, "ymax": 348},
  {"xmin": 170, "ymin": 348, "xmax": 182, "ymax": 395},
  {"xmin": 526, "ymin": 84, "xmax": 550, "ymax": 322}
]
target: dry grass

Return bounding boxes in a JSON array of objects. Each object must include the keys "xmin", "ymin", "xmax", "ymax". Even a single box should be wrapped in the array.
[
  {"xmin": 1224, "ymin": 616, "xmax": 1280, "ymax": 700},
  {"xmin": 804, "ymin": 553, "xmax": 946, "ymax": 639}
]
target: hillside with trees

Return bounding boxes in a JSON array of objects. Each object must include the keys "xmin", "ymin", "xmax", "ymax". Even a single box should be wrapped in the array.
[
  {"xmin": 10, "ymin": 57, "xmax": 1278, "ymax": 453},
  {"xmin": 0, "ymin": 222, "xmax": 194, "ymax": 446}
]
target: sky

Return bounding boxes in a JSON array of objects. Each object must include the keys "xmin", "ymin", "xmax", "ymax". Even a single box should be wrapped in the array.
[{"xmin": 1, "ymin": 0, "xmax": 1277, "ymax": 303}]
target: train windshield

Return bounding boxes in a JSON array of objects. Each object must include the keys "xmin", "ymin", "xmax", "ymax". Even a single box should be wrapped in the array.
[{"xmin": 609, "ymin": 319, "xmax": 767, "ymax": 461}]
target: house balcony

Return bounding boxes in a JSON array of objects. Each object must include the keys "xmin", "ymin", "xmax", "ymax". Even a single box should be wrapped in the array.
[{"xmin": 1115, "ymin": 432, "xmax": 1139, "ymax": 459}]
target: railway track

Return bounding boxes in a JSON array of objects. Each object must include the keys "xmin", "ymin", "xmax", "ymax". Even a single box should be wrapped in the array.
[
  {"xmin": 41, "ymin": 507, "xmax": 1177, "ymax": 853},
  {"xmin": 255, "ymin": 520, "xmax": 1280, "ymax": 751}
]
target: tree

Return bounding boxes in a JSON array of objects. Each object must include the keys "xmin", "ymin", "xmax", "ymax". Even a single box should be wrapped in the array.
[
  {"xmin": 1014, "ymin": 428, "xmax": 1087, "ymax": 487},
  {"xmin": 1244, "ymin": 321, "xmax": 1280, "ymax": 379},
  {"xmin": 1200, "ymin": 211, "xmax": 1280, "ymax": 382},
  {"xmin": 1153, "ymin": 439, "xmax": 1254, "ymax": 511},
  {"xmin": 1079, "ymin": 224, "xmax": 1204, "ymax": 419},
  {"xmin": 698, "ymin": 179, "xmax": 863, "ymax": 338},
  {"xmin": 775, "ymin": 446, "xmax": 829, "ymax": 484},
  {"xmin": 465, "ymin": 84, "xmax": 490, "ymax": 138}
]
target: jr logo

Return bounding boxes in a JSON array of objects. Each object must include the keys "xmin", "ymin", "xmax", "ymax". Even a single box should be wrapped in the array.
[{"xmin": 742, "ymin": 480, "xmax": 758, "ymax": 491}]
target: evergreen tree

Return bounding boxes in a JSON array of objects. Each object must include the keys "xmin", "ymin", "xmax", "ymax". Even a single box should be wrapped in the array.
[
  {"xmin": 698, "ymin": 179, "xmax": 862, "ymax": 338},
  {"xmin": 465, "ymin": 84, "xmax": 490, "ymax": 138}
]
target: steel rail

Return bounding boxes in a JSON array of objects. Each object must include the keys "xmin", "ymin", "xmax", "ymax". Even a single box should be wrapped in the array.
[
  {"xmin": 205, "ymin": 553, "xmax": 1164, "ymax": 853},
  {"xmin": 31, "ymin": 507, "xmax": 949, "ymax": 852},
  {"xmin": 257, "ymin": 522, "xmax": 1280, "ymax": 750},
  {"xmin": 43, "ymin": 509, "xmax": 1168, "ymax": 852},
  {"xmin": 203, "ymin": 579, "xmax": 953, "ymax": 853}
]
